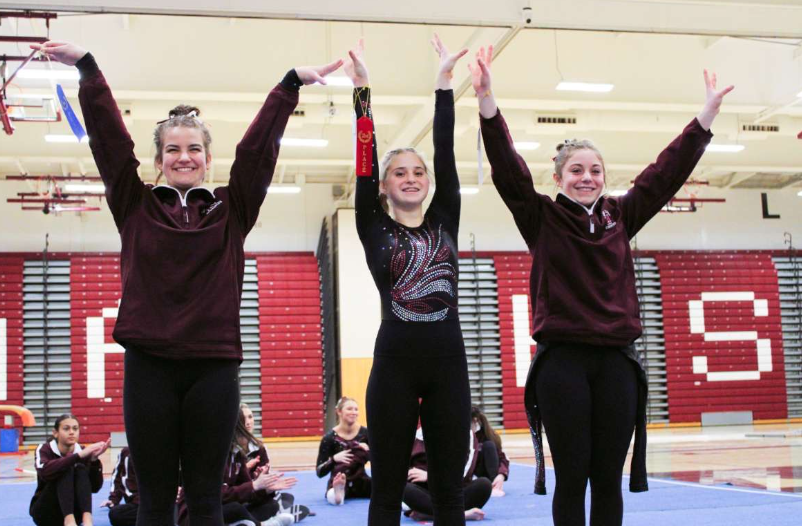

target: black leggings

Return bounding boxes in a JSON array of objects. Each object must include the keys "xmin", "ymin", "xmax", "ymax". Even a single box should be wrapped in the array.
[
  {"xmin": 366, "ymin": 320, "xmax": 471, "ymax": 526},
  {"xmin": 535, "ymin": 344, "xmax": 638, "ymax": 526},
  {"xmin": 403, "ymin": 478, "xmax": 492, "ymax": 516},
  {"xmin": 109, "ymin": 503, "xmax": 139, "ymax": 526},
  {"xmin": 124, "ymin": 349, "xmax": 240, "ymax": 526},
  {"xmin": 30, "ymin": 464, "xmax": 93, "ymax": 526},
  {"xmin": 474, "ymin": 441, "xmax": 500, "ymax": 480},
  {"xmin": 221, "ymin": 501, "xmax": 280, "ymax": 524}
]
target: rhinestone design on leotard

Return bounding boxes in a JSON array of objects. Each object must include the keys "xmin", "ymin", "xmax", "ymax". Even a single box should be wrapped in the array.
[{"xmin": 389, "ymin": 222, "xmax": 457, "ymax": 322}]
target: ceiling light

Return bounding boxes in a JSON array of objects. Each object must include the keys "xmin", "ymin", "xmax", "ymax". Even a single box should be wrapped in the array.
[
  {"xmin": 268, "ymin": 186, "xmax": 302, "ymax": 194},
  {"xmin": 514, "ymin": 142, "xmax": 541, "ymax": 150},
  {"xmin": 556, "ymin": 81, "xmax": 614, "ymax": 93},
  {"xmin": 706, "ymin": 144, "xmax": 745, "ymax": 153},
  {"xmin": 45, "ymin": 134, "xmax": 89, "ymax": 143},
  {"xmin": 460, "ymin": 187, "xmax": 480, "ymax": 195},
  {"xmin": 280, "ymin": 138, "xmax": 328, "ymax": 147},
  {"xmin": 16, "ymin": 69, "xmax": 80, "ymax": 80},
  {"xmin": 797, "ymin": 190, "xmax": 802, "ymax": 197}
]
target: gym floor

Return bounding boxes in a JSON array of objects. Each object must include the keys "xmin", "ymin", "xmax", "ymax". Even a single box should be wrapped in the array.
[{"xmin": 2, "ymin": 422, "xmax": 801, "ymax": 524}]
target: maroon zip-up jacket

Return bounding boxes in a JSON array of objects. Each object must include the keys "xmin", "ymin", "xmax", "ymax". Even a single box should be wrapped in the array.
[
  {"xmin": 108, "ymin": 447, "xmax": 138, "ymax": 505},
  {"xmin": 481, "ymin": 111, "xmax": 712, "ymax": 347},
  {"xmin": 30, "ymin": 440, "xmax": 103, "ymax": 512},
  {"xmin": 76, "ymin": 54, "xmax": 299, "ymax": 360}
]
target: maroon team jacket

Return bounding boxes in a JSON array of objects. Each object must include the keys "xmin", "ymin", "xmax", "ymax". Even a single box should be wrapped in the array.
[
  {"xmin": 108, "ymin": 447, "xmax": 139, "ymax": 505},
  {"xmin": 30, "ymin": 440, "xmax": 104, "ymax": 511},
  {"xmin": 76, "ymin": 53, "xmax": 299, "ymax": 361}
]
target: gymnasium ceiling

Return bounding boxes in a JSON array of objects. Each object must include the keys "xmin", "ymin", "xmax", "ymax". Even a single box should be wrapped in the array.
[{"xmin": 1, "ymin": 0, "xmax": 802, "ymax": 195}]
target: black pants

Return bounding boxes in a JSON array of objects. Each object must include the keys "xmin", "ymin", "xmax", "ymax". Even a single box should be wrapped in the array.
[
  {"xmin": 535, "ymin": 344, "xmax": 638, "ymax": 526},
  {"xmin": 474, "ymin": 441, "xmax": 500, "ymax": 480},
  {"xmin": 403, "ymin": 478, "xmax": 492, "ymax": 516},
  {"xmin": 220, "ymin": 501, "xmax": 280, "ymax": 524},
  {"xmin": 366, "ymin": 320, "xmax": 471, "ymax": 526},
  {"xmin": 124, "ymin": 349, "xmax": 240, "ymax": 526},
  {"xmin": 30, "ymin": 464, "xmax": 93, "ymax": 526},
  {"xmin": 109, "ymin": 502, "xmax": 139, "ymax": 526}
]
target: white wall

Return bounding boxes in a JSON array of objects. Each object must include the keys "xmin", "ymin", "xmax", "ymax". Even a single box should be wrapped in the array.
[
  {"xmin": 458, "ymin": 186, "xmax": 802, "ymax": 252},
  {"xmin": 1, "ymin": 181, "xmax": 800, "ymax": 253},
  {"xmin": 334, "ymin": 209, "xmax": 381, "ymax": 359},
  {"xmin": 0, "ymin": 182, "xmax": 336, "ymax": 253}
]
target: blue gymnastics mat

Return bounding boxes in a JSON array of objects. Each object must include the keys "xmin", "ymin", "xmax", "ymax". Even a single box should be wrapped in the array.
[{"xmin": 2, "ymin": 463, "xmax": 800, "ymax": 525}]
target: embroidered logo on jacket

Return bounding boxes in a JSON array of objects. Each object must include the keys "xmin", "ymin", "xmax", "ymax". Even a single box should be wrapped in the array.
[
  {"xmin": 202, "ymin": 200, "xmax": 223, "ymax": 216},
  {"xmin": 602, "ymin": 210, "xmax": 617, "ymax": 230}
]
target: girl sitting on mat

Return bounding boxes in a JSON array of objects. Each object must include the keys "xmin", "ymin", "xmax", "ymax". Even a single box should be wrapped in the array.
[
  {"xmin": 316, "ymin": 397, "xmax": 371, "ymax": 506},
  {"xmin": 30, "ymin": 414, "xmax": 110, "ymax": 526},
  {"xmin": 101, "ymin": 446, "xmax": 139, "ymax": 526},
  {"xmin": 471, "ymin": 406, "xmax": 510, "ymax": 497}
]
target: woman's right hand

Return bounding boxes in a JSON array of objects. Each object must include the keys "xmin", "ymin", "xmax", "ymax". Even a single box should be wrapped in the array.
[
  {"xmin": 344, "ymin": 38, "xmax": 369, "ymax": 88},
  {"xmin": 468, "ymin": 46, "xmax": 493, "ymax": 98},
  {"xmin": 29, "ymin": 41, "xmax": 88, "ymax": 67},
  {"xmin": 468, "ymin": 46, "xmax": 498, "ymax": 119},
  {"xmin": 332, "ymin": 450, "xmax": 354, "ymax": 464}
]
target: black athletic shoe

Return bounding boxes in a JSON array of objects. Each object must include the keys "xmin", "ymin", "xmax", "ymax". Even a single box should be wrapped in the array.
[{"xmin": 288, "ymin": 504, "xmax": 311, "ymax": 523}]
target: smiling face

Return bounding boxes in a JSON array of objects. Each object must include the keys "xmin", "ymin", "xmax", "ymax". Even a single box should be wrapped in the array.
[
  {"xmin": 380, "ymin": 151, "xmax": 430, "ymax": 211},
  {"xmin": 155, "ymin": 126, "xmax": 210, "ymax": 191},
  {"xmin": 337, "ymin": 400, "xmax": 360, "ymax": 426},
  {"xmin": 554, "ymin": 148, "xmax": 606, "ymax": 206}
]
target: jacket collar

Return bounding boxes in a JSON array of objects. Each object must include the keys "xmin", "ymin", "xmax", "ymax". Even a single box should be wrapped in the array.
[
  {"xmin": 152, "ymin": 185, "xmax": 215, "ymax": 207},
  {"xmin": 556, "ymin": 190, "xmax": 605, "ymax": 216}
]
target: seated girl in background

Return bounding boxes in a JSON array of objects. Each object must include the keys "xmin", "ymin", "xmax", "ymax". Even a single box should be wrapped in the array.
[
  {"xmin": 101, "ymin": 446, "xmax": 139, "ymax": 526},
  {"xmin": 239, "ymin": 404, "xmax": 311, "ymax": 520},
  {"xmin": 471, "ymin": 406, "xmax": 510, "ymax": 497},
  {"xmin": 316, "ymin": 397, "xmax": 371, "ymax": 505},
  {"xmin": 403, "ymin": 428, "xmax": 492, "ymax": 522},
  {"xmin": 30, "ymin": 414, "xmax": 110, "ymax": 526}
]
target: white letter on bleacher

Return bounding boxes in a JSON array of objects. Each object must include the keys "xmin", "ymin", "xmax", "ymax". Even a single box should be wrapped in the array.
[
  {"xmin": 512, "ymin": 295, "xmax": 536, "ymax": 388},
  {"xmin": 0, "ymin": 318, "xmax": 7, "ymax": 400},
  {"xmin": 688, "ymin": 291, "xmax": 771, "ymax": 382},
  {"xmin": 87, "ymin": 308, "xmax": 124, "ymax": 398}
]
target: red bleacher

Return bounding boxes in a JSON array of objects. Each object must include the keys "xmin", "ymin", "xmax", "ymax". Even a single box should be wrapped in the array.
[
  {"xmin": 656, "ymin": 252, "xmax": 787, "ymax": 423},
  {"xmin": 493, "ymin": 253, "xmax": 536, "ymax": 430},
  {"xmin": 256, "ymin": 255, "xmax": 324, "ymax": 438},
  {"xmin": 0, "ymin": 256, "xmax": 25, "ymax": 442},
  {"xmin": 70, "ymin": 255, "xmax": 124, "ymax": 443}
]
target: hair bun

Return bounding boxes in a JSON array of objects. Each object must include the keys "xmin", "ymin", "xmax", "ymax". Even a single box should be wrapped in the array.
[
  {"xmin": 555, "ymin": 143, "xmax": 566, "ymax": 153},
  {"xmin": 168, "ymin": 104, "xmax": 201, "ymax": 119}
]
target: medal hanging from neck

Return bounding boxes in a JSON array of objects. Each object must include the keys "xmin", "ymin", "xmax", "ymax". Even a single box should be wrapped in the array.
[{"xmin": 355, "ymin": 88, "xmax": 373, "ymax": 177}]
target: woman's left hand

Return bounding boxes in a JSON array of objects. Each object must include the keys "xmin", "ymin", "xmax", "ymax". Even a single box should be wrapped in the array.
[
  {"xmin": 296, "ymin": 59, "xmax": 345, "ymax": 86},
  {"xmin": 696, "ymin": 69, "xmax": 734, "ymax": 131},
  {"xmin": 431, "ymin": 33, "xmax": 468, "ymax": 90},
  {"xmin": 407, "ymin": 467, "xmax": 428, "ymax": 483}
]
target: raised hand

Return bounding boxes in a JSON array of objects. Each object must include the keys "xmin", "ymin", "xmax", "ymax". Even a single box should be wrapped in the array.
[
  {"xmin": 296, "ymin": 59, "xmax": 345, "ymax": 86},
  {"xmin": 697, "ymin": 69, "xmax": 734, "ymax": 131},
  {"xmin": 468, "ymin": 46, "xmax": 498, "ymax": 119},
  {"xmin": 344, "ymin": 38, "xmax": 369, "ymax": 88},
  {"xmin": 29, "ymin": 41, "xmax": 88, "ymax": 66},
  {"xmin": 467, "ymin": 45, "xmax": 493, "ymax": 98},
  {"xmin": 431, "ymin": 33, "xmax": 468, "ymax": 89}
]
